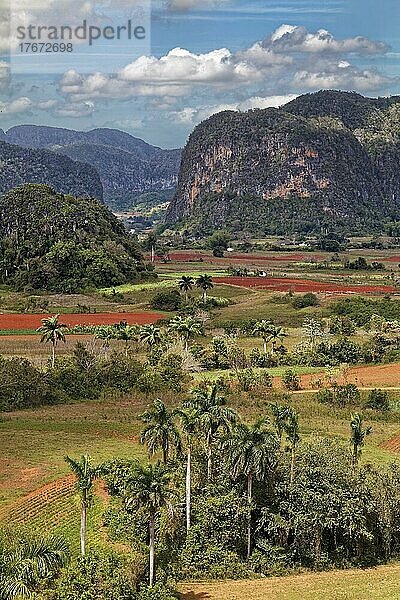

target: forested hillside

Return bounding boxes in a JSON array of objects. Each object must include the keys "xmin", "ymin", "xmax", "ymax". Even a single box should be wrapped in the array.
[
  {"xmin": 0, "ymin": 184, "xmax": 151, "ymax": 291},
  {"xmin": 0, "ymin": 141, "xmax": 103, "ymax": 201},
  {"xmin": 0, "ymin": 126, "xmax": 181, "ymax": 210}
]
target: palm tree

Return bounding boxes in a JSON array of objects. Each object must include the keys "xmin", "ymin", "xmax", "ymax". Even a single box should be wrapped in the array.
[
  {"xmin": 196, "ymin": 274, "xmax": 214, "ymax": 303},
  {"xmin": 267, "ymin": 325, "xmax": 288, "ymax": 354},
  {"xmin": 125, "ymin": 461, "xmax": 175, "ymax": 587},
  {"xmin": 95, "ymin": 325, "xmax": 115, "ymax": 355},
  {"xmin": 0, "ymin": 532, "xmax": 69, "ymax": 600},
  {"xmin": 350, "ymin": 413, "xmax": 372, "ymax": 471},
  {"xmin": 64, "ymin": 454, "xmax": 99, "ymax": 556},
  {"xmin": 269, "ymin": 403, "xmax": 291, "ymax": 443},
  {"xmin": 37, "ymin": 314, "xmax": 67, "ymax": 368},
  {"xmin": 252, "ymin": 320, "xmax": 273, "ymax": 354},
  {"xmin": 283, "ymin": 408, "xmax": 300, "ymax": 484},
  {"xmin": 139, "ymin": 324, "xmax": 162, "ymax": 349},
  {"xmin": 140, "ymin": 399, "xmax": 181, "ymax": 464},
  {"xmin": 302, "ymin": 317, "xmax": 324, "ymax": 351},
  {"xmin": 185, "ymin": 385, "xmax": 237, "ymax": 480},
  {"xmin": 223, "ymin": 419, "xmax": 278, "ymax": 559},
  {"xmin": 179, "ymin": 276, "xmax": 195, "ymax": 302},
  {"xmin": 177, "ymin": 408, "xmax": 200, "ymax": 532},
  {"xmin": 116, "ymin": 324, "xmax": 138, "ymax": 357},
  {"xmin": 168, "ymin": 316, "xmax": 202, "ymax": 352}
]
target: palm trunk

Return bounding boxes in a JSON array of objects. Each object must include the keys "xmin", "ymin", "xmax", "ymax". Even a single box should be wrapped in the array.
[
  {"xmin": 80, "ymin": 503, "xmax": 86, "ymax": 556},
  {"xmin": 263, "ymin": 339, "xmax": 267, "ymax": 354},
  {"xmin": 247, "ymin": 473, "xmax": 253, "ymax": 560},
  {"xmin": 207, "ymin": 429, "xmax": 212, "ymax": 481},
  {"xmin": 352, "ymin": 443, "xmax": 358, "ymax": 472},
  {"xmin": 149, "ymin": 512, "xmax": 155, "ymax": 586},
  {"xmin": 203, "ymin": 290, "xmax": 207, "ymax": 303},
  {"xmin": 51, "ymin": 342, "xmax": 56, "ymax": 369},
  {"xmin": 162, "ymin": 444, "xmax": 168, "ymax": 464},
  {"xmin": 186, "ymin": 445, "xmax": 191, "ymax": 532},
  {"xmin": 290, "ymin": 445, "xmax": 295, "ymax": 484}
]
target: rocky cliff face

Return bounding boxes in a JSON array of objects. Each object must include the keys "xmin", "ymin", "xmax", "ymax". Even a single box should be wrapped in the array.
[{"xmin": 166, "ymin": 91, "xmax": 400, "ymax": 234}]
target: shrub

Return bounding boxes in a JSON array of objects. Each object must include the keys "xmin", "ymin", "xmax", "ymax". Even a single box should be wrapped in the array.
[
  {"xmin": 282, "ymin": 370, "xmax": 301, "ymax": 391},
  {"xmin": 51, "ymin": 550, "xmax": 140, "ymax": 600},
  {"xmin": 316, "ymin": 384, "xmax": 360, "ymax": 407},
  {"xmin": 292, "ymin": 293, "xmax": 319, "ymax": 309},
  {"xmin": 0, "ymin": 357, "xmax": 63, "ymax": 411},
  {"xmin": 364, "ymin": 389, "xmax": 390, "ymax": 411},
  {"xmin": 151, "ymin": 290, "xmax": 182, "ymax": 311}
]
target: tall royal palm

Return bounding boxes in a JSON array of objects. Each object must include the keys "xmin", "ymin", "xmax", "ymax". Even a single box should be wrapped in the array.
[
  {"xmin": 283, "ymin": 408, "xmax": 300, "ymax": 484},
  {"xmin": 185, "ymin": 385, "xmax": 237, "ymax": 481},
  {"xmin": 177, "ymin": 408, "xmax": 200, "ymax": 532},
  {"xmin": 252, "ymin": 320, "xmax": 273, "ymax": 354},
  {"xmin": 267, "ymin": 325, "xmax": 288, "ymax": 354},
  {"xmin": 125, "ymin": 461, "xmax": 175, "ymax": 587},
  {"xmin": 350, "ymin": 413, "xmax": 372, "ymax": 471},
  {"xmin": 196, "ymin": 274, "xmax": 214, "ymax": 303},
  {"xmin": 168, "ymin": 316, "xmax": 202, "ymax": 352},
  {"xmin": 179, "ymin": 276, "xmax": 195, "ymax": 302},
  {"xmin": 224, "ymin": 419, "xmax": 278, "ymax": 559},
  {"xmin": 65, "ymin": 454, "xmax": 99, "ymax": 556},
  {"xmin": 139, "ymin": 324, "xmax": 162, "ymax": 349},
  {"xmin": 37, "ymin": 314, "xmax": 67, "ymax": 368},
  {"xmin": 140, "ymin": 399, "xmax": 181, "ymax": 464},
  {"xmin": 0, "ymin": 532, "xmax": 69, "ymax": 600}
]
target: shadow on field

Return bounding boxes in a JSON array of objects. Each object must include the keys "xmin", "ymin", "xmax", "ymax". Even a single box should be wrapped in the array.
[{"xmin": 178, "ymin": 592, "xmax": 211, "ymax": 600}]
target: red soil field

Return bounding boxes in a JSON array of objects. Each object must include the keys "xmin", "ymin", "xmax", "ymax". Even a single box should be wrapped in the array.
[
  {"xmin": 213, "ymin": 276, "xmax": 398, "ymax": 295},
  {"xmin": 153, "ymin": 251, "xmax": 323, "ymax": 264},
  {"xmin": 0, "ymin": 312, "xmax": 164, "ymax": 330}
]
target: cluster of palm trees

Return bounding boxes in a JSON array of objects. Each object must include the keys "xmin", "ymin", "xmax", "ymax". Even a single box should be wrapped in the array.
[
  {"xmin": 178, "ymin": 274, "xmax": 214, "ymax": 303},
  {"xmin": 252, "ymin": 320, "xmax": 287, "ymax": 354},
  {"xmin": 63, "ymin": 394, "xmax": 372, "ymax": 589},
  {"xmin": 65, "ymin": 386, "xmax": 303, "ymax": 586}
]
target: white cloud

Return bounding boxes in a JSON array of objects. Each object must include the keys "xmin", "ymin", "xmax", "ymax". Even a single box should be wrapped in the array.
[
  {"xmin": 58, "ymin": 24, "xmax": 393, "ymax": 106},
  {"xmin": 265, "ymin": 24, "xmax": 389, "ymax": 55},
  {"xmin": 293, "ymin": 61, "xmax": 396, "ymax": 92},
  {"xmin": 55, "ymin": 100, "xmax": 95, "ymax": 118},
  {"xmin": 171, "ymin": 94, "xmax": 298, "ymax": 125},
  {"xmin": 0, "ymin": 97, "xmax": 33, "ymax": 114},
  {"xmin": 119, "ymin": 48, "xmax": 261, "ymax": 86}
]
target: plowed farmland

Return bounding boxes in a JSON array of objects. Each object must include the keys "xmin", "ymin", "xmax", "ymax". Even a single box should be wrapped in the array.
[
  {"xmin": 0, "ymin": 311, "xmax": 164, "ymax": 330},
  {"xmin": 214, "ymin": 276, "xmax": 398, "ymax": 295}
]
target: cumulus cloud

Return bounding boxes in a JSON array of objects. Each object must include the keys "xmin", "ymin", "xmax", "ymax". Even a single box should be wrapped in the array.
[
  {"xmin": 293, "ymin": 60, "xmax": 396, "ymax": 92},
  {"xmin": 0, "ymin": 97, "xmax": 34, "ymax": 114},
  {"xmin": 264, "ymin": 24, "xmax": 389, "ymax": 55},
  {"xmin": 171, "ymin": 94, "xmax": 298, "ymax": 125},
  {"xmin": 58, "ymin": 24, "xmax": 393, "ymax": 106}
]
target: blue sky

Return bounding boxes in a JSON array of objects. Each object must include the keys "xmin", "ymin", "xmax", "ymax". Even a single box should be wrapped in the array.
[{"xmin": 1, "ymin": 0, "xmax": 399, "ymax": 147}]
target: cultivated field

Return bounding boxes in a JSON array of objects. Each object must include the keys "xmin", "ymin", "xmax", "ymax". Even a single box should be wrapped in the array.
[{"xmin": 178, "ymin": 565, "xmax": 400, "ymax": 599}]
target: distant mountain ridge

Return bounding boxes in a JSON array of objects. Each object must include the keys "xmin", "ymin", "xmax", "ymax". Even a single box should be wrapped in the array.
[
  {"xmin": 0, "ymin": 126, "xmax": 181, "ymax": 210},
  {"xmin": 0, "ymin": 140, "xmax": 104, "ymax": 201},
  {"xmin": 166, "ymin": 91, "xmax": 400, "ymax": 235}
]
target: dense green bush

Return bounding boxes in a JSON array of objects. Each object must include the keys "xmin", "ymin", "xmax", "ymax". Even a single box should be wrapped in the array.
[
  {"xmin": 363, "ymin": 388, "xmax": 390, "ymax": 411},
  {"xmin": 51, "ymin": 550, "xmax": 141, "ymax": 600},
  {"xmin": 0, "ymin": 357, "xmax": 63, "ymax": 411},
  {"xmin": 151, "ymin": 290, "xmax": 182, "ymax": 311},
  {"xmin": 292, "ymin": 293, "xmax": 319, "ymax": 309}
]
